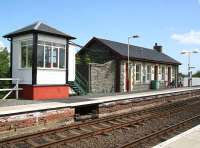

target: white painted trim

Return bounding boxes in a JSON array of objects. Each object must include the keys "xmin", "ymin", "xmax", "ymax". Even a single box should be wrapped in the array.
[
  {"xmin": 135, "ymin": 63, "xmax": 142, "ymax": 83},
  {"xmin": 37, "ymin": 68, "xmax": 66, "ymax": 71}
]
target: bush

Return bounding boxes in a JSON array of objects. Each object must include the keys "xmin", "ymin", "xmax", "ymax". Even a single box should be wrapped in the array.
[
  {"xmin": 0, "ymin": 47, "xmax": 10, "ymax": 98},
  {"xmin": 193, "ymin": 71, "xmax": 200, "ymax": 77}
]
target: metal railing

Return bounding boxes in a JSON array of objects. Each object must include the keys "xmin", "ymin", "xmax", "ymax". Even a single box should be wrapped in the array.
[
  {"xmin": 0, "ymin": 78, "xmax": 22, "ymax": 100},
  {"xmin": 75, "ymin": 71, "xmax": 89, "ymax": 93}
]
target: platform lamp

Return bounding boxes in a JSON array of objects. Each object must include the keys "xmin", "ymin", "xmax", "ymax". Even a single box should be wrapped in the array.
[
  {"xmin": 181, "ymin": 49, "xmax": 199, "ymax": 87},
  {"xmin": 127, "ymin": 35, "xmax": 139, "ymax": 92}
]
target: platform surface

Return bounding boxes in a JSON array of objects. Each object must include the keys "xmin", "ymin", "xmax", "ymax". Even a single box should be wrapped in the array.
[
  {"xmin": 0, "ymin": 87, "xmax": 200, "ymax": 116},
  {"xmin": 153, "ymin": 124, "xmax": 200, "ymax": 148}
]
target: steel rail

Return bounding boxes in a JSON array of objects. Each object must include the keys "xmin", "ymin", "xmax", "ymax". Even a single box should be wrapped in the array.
[
  {"xmin": 32, "ymin": 99, "xmax": 200, "ymax": 147},
  {"xmin": 119, "ymin": 114, "xmax": 200, "ymax": 148},
  {"xmin": 0, "ymin": 96, "xmax": 195, "ymax": 144},
  {"xmin": 0, "ymin": 96, "xmax": 200, "ymax": 147}
]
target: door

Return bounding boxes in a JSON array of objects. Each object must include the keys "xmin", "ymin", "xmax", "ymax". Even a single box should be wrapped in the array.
[
  {"xmin": 168, "ymin": 67, "xmax": 171, "ymax": 83},
  {"xmin": 154, "ymin": 66, "xmax": 158, "ymax": 80}
]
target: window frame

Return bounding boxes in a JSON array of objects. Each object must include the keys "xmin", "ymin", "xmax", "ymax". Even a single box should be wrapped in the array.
[
  {"xmin": 37, "ymin": 41, "xmax": 66, "ymax": 70},
  {"xmin": 59, "ymin": 47, "xmax": 66, "ymax": 69},
  {"xmin": 146, "ymin": 65, "xmax": 151, "ymax": 81},
  {"xmin": 20, "ymin": 39, "xmax": 33, "ymax": 69},
  {"xmin": 135, "ymin": 64, "xmax": 141, "ymax": 82},
  {"xmin": 53, "ymin": 47, "xmax": 59, "ymax": 68},
  {"xmin": 172, "ymin": 67, "xmax": 176, "ymax": 80}
]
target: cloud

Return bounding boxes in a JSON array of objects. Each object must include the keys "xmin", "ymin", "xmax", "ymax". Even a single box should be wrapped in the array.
[{"xmin": 171, "ymin": 30, "xmax": 200, "ymax": 45}]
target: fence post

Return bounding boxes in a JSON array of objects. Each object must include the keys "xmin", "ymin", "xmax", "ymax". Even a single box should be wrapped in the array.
[{"xmin": 16, "ymin": 79, "xmax": 19, "ymax": 99}]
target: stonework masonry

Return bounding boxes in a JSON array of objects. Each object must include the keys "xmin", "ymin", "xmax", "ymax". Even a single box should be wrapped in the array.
[
  {"xmin": 98, "ymin": 89, "xmax": 200, "ymax": 117},
  {"xmin": 90, "ymin": 61, "xmax": 116, "ymax": 93},
  {"xmin": 119, "ymin": 60, "xmax": 178, "ymax": 92}
]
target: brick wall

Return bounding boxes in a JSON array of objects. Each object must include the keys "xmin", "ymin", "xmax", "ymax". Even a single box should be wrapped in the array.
[{"xmin": 0, "ymin": 107, "xmax": 75, "ymax": 132}]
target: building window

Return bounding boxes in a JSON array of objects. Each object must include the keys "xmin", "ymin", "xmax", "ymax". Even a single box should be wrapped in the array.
[
  {"xmin": 45, "ymin": 46, "xmax": 52, "ymax": 68},
  {"xmin": 147, "ymin": 65, "xmax": 151, "ymax": 81},
  {"xmin": 37, "ymin": 41, "xmax": 66, "ymax": 69},
  {"xmin": 21, "ymin": 40, "xmax": 33, "ymax": 68},
  {"xmin": 161, "ymin": 66, "xmax": 165, "ymax": 80},
  {"xmin": 59, "ymin": 48, "xmax": 65, "ymax": 68},
  {"xmin": 37, "ymin": 45, "xmax": 44, "ymax": 67},
  {"xmin": 136, "ymin": 64, "xmax": 141, "ymax": 82},
  {"xmin": 53, "ymin": 48, "xmax": 58, "ymax": 68}
]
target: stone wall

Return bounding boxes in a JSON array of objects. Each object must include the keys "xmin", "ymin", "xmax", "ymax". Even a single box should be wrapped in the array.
[
  {"xmin": 0, "ymin": 107, "xmax": 75, "ymax": 132},
  {"xmin": 98, "ymin": 89, "xmax": 200, "ymax": 117},
  {"xmin": 132, "ymin": 84, "xmax": 150, "ymax": 92},
  {"xmin": 120, "ymin": 61, "xmax": 126, "ymax": 92},
  {"xmin": 90, "ymin": 61, "xmax": 116, "ymax": 93},
  {"xmin": 119, "ymin": 60, "xmax": 177, "ymax": 92}
]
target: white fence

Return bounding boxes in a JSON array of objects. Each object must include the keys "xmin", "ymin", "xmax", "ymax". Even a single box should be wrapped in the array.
[
  {"xmin": 0, "ymin": 78, "xmax": 22, "ymax": 100},
  {"xmin": 183, "ymin": 77, "xmax": 200, "ymax": 87}
]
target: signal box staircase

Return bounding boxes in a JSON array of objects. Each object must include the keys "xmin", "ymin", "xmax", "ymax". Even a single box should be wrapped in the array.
[{"xmin": 68, "ymin": 72, "xmax": 89, "ymax": 96}]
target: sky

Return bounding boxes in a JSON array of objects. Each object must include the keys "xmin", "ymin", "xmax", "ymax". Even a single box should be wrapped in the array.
[{"xmin": 1, "ymin": 0, "xmax": 200, "ymax": 74}]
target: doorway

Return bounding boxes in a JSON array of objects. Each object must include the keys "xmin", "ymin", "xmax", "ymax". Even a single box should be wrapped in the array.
[
  {"xmin": 168, "ymin": 67, "xmax": 171, "ymax": 83},
  {"xmin": 154, "ymin": 66, "xmax": 158, "ymax": 80}
]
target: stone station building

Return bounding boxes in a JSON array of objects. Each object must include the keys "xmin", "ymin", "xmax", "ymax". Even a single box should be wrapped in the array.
[{"xmin": 77, "ymin": 37, "xmax": 181, "ymax": 94}]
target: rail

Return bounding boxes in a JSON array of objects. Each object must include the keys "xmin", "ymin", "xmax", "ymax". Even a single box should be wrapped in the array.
[
  {"xmin": 119, "ymin": 114, "xmax": 200, "ymax": 148},
  {"xmin": 0, "ymin": 78, "xmax": 22, "ymax": 100},
  {"xmin": 1, "ymin": 96, "xmax": 200, "ymax": 147},
  {"xmin": 75, "ymin": 71, "xmax": 89, "ymax": 93}
]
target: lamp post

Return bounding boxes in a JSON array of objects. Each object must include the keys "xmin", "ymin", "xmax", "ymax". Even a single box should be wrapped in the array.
[
  {"xmin": 181, "ymin": 49, "xmax": 199, "ymax": 87},
  {"xmin": 127, "ymin": 35, "xmax": 139, "ymax": 92}
]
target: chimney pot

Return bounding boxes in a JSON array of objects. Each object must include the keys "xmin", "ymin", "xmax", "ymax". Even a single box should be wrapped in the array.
[{"xmin": 153, "ymin": 43, "xmax": 162, "ymax": 53}]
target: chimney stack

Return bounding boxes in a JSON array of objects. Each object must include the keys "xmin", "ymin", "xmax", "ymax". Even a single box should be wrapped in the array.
[{"xmin": 153, "ymin": 43, "xmax": 162, "ymax": 53}]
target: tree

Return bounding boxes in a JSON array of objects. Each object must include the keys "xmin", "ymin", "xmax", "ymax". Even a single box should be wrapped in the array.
[
  {"xmin": 0, "ymin": 47, "xmax": 9, "ymax": 78},
  {"xmin": 76, "ymin": 53, "xmax": 92, "ymax": 64},
  {"xmin": 83, "ymin": 54, "xmax": 92, "ymax": 64},
  {"xmin": 76, "ymin": 54, "xmax": 81, "ymax": 64},
  {"xmin": 0, "ymin": 47, "xmax": 10, "ymax": 92},
  {"xmin": 179, "ymin": 72, "xmax": 186, "ymax": 77},
  {"xmin": 193, "ymin": 71, "xmax": 200, "ymax": 77}
]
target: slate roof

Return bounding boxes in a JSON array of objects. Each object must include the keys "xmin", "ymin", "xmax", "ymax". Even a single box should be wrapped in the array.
[
  {"xmin": 3, "ymin": 21, "xmax": 76, "ymax": 39},
  {"xmin": 90, "ymin": 37, "xmax": 181, "ymax": 65}
]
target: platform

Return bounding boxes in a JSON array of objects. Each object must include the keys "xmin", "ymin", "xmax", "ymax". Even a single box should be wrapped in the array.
[
  {"xmin": 0, "ymin": 87, "xmax": 200, "ymax": 116},
  {"xmin": 153, "ymin": 124, "xmax": 200, "ymax": 148}
]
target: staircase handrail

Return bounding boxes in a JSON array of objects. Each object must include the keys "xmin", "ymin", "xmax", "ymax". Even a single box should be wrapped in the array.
[
  {"xmin": 74, "ymin": 81, "xmax": 86, "ymax": 94},
  {"xmin": 76, "ymin": 71, "xmax": 88, "ymax": 86},
  {"xmin": 75, "ymin": 72, "xmax": 89, "ymax": 93}
]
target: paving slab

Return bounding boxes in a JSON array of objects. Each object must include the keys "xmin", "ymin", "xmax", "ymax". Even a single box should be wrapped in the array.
[
  {"xmin": 153, "ymin": 124, "xmax": 200, "ymax": 148},
  {"xmin": 0, "ymin": 87, "xmax": 200, "ymax": 116}
]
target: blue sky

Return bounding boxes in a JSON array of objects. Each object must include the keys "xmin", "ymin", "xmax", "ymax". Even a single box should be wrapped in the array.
[{"xmin": 1, "ymin": 0, "xmax": 200, "ymax": 74}]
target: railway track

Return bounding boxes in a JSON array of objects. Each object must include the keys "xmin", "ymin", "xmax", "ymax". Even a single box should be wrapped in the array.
[
  {"xmin": 0, "ymin": 96, "xmax": 200, "ymax": 148},
  {"xmin": 119, "ymin": 114, "xmax": 200, "ymax": 148}
]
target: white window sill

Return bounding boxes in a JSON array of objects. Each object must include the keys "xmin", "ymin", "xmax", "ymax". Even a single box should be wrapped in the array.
[
  {"xmin": 37, "ymin": 68, "xmax": 66, "ymax": 71},
  {"xmin": 18, "ymin": 68, "xmax": 32, "ymax": 70},
  {"xmin": 17, "ymin": 68, "xmax": 66, "ymax": 71},
  {"xmin": 135, "ymin": 81, "xmax": 141, "ymax": 84}
]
